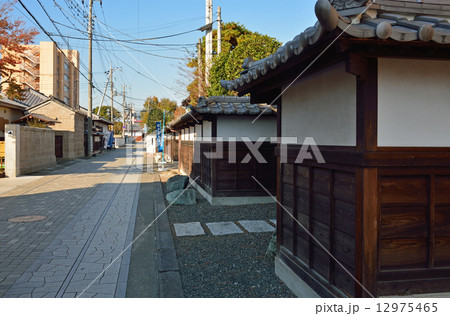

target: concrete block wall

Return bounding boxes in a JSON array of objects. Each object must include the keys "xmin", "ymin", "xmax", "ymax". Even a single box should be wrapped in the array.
[
  {"xmin": 5, "ymin": 124, "xmax": 56, "ymax": 177},
  {"xmin": 30, "ymin": 102, "xmax": 76, "ymax": 132},
  {"xmin": 73, "ymin": 113, "xmax": 85, "ymax": 157},
  {"xmin": 55, "ymin": 130, "xmax": 84, "ymax": 160}
]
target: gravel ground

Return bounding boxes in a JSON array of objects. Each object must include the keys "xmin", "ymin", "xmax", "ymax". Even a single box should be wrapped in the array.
[{"xmin": 160, "ymin": 171, "xmax": 295, "ymax": 298}]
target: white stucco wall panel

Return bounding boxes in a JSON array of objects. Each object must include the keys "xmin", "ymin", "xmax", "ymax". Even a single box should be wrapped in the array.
[
  {"xmin": 281, "ymin": 63, "xmax": 357, "ymax": 145},
  {"xmin": 378, "ymin": 58, "xmax": 450, "ymax": 147},
  {"xmin": 216, "ymin": 116, "xmax": 276, "ymax": 141},
  {"xmin": 195, "ymin": 124, "xmax": 202, "ymax": 140},
  {"xmin": 189, "ymin": 126, "xmax": 195, "ymax": 141}
]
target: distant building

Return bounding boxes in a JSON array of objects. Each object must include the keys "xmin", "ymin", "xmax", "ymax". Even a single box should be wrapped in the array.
[{"xmin": 3, "ymin": 41, "xmax": 79, "ymax": 109}]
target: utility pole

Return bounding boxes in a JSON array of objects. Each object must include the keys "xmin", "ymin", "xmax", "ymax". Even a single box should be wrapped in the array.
[
  {"xmin": 110, "ymin": 63, "xmax": 114, "ymax": 128},
  {"xmin": 198, "ymin": 38, "xmax": 203, "ymax": 97},
  {"xmin": 217, "ymin": 6, "xmax": 222, "ymax": 54},
  {"xmin": 87, "ymin": 0, "xmax": 93, "ymax": 157},
  {"xmin": 205, "ymin": 0, "xmax": 213, "ymax": 87},
  {"xmin": 130, "ymin": 104, "xmax": 134, "ymax": 140},
  {"xmin": 107, "ymin": 64, "xmax": 121, "ymax": 132},
  {"xmin": 122, "ymin": 85, "xmax": 126, "ymax": 138}
]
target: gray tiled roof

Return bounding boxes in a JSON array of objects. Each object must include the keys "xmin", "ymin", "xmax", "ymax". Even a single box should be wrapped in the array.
[
  {"xmin": 169, "ymin": 96, "xmax": 275, "ymax": 130},
  {"xmin": 13, "ymin": 113, "xmax": 57, "ymax": 124},
  {"xmin": 19, "ymin": 88, "xmax": 50, "ymax": 108},
  {"xmin": 221, "ymin": 0, "xmax": 450, "ymax": 92},
  {"xmin": 0, "ymin": 94, "xmax": 28, "ymax": 110},
  {"xmin": 193, "ymin": 96, "xmax": 275, "ymax": 115}
]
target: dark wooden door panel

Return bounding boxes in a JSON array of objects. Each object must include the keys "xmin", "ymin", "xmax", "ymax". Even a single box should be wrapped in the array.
[{"xmin": 55, "ymin": 135, "xmax": 63, "ymax": 158}]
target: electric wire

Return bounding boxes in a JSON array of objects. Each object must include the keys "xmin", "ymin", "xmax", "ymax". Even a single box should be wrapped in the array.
[{"xmin": 15, "ymin": 0, "xmax": 125, "ymax": 109}]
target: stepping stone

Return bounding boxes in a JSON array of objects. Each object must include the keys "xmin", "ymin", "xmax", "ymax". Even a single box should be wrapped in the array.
[
  {"xmin": 238, "ymin": 220, "xmax": 275, "ymax": 233},
  {"xmin": 206, "ymin": 222, "xmax": 243, "ymax": 236},
  {"xmin": 173, "ymin": 222, "xmax": 205, "ymax": 237},
  {"xmin": 270, "ymin": 219, "xmax": 276, "ymax": 226}
]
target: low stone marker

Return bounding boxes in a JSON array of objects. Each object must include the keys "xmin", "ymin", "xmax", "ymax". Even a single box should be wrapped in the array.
[
  {"xmin": 166, "ymin": 189, "xmax": 196, "ymax": 205},
  {"xmin": 206, "ymin": 222, "xmax": 243, "ymax": 236},
  {"xmin": 238, "ymin": 220, "xmax": 275, "ymax": 233},
  {"xmin": 173, "ymin": 222, "xmax": 205, "ymax": 237},
  {"xmin": 166, "ymin": 175, "xmax": 189, "ymax": 193}
]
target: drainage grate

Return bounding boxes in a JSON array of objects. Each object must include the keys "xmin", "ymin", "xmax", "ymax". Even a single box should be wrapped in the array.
[{"xmin": 8, "ymin": 215, "xmax": 47, "ymax": 223}]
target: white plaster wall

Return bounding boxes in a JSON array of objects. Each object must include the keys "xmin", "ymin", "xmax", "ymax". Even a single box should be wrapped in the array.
[
  {"xmin": 216, "ymin": 116, "xmax": 276, "ymax": 141},
  {"xmin": 203, "ymin": 121, "xmax": 212, "ymax": 141},
  {"xmin": 378, "ymin": 58, "xmax": 450, "ymax": 147},
  {"xmin": 189, "ymin": 126, "xmax": 195, "ymax": 141},
  {"xmin": 281, "ymin": 62, "xmax": 356, "ymax": 145},
  {"xmin": 195, "ymin": 124, "xmax": 202, "ymax": 140},
  {"xmin": 183, "ymin": 128, "xmax": 189, "ymax": 140},
  {"xmin": 146, "ymin": 135, "xmax": 157, "ymax": 154}
]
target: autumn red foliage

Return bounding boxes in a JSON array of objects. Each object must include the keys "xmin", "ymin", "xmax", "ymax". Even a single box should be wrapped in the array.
[{"xmin": 0, "ymin": 0, "xmax": 38, "ymax": 99}]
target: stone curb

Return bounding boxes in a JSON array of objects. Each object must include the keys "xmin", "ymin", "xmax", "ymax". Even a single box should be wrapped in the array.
[{"xmin": 154, "ymin": 178, "xmax": 183, "ymax": 298}]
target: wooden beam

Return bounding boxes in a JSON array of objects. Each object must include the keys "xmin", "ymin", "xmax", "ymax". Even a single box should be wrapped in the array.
[
  {"xmin": 359, "ymin": 167, "xmax": 378, "ymax": 298},
  {"xmin": 355, "ymin": 57, "xmax": 378, "ymax": 152}
]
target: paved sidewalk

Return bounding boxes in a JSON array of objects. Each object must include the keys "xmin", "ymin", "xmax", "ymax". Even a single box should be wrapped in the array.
[{"xmin": 0, "ymin": 143, "xmax": 146, "ymax": 298}]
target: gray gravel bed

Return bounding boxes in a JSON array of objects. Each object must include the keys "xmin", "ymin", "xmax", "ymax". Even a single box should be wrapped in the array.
[
  {"xmin": 161, "ymin": 176, "xmax": 294, "ymax": 298},
  {"xmin": 167, "ymin": 190, "xmax": 276, "ymax": 224},
  {"xmin": 173, "ymin": 233, "xmax": 294, "ymax": 298}
]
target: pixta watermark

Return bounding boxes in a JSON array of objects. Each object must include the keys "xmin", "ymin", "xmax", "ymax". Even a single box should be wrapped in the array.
[{"xmin": 144, "ymin": 136, "xmax": 325, "ymax": 172}]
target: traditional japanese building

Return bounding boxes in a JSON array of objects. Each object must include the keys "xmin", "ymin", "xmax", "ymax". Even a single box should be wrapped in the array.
[
  {"xmin": 221, "ymin": 0, "xmax": 450, "ymax": 297},
  {"xmin": 169, "ymin": 95, "xmax": 277, "ymax": 205}
]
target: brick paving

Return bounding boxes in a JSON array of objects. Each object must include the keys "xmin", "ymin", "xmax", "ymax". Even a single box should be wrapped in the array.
[{"xmin": 0, "ymin": 144, "xmax": 145, "ymax": 298}]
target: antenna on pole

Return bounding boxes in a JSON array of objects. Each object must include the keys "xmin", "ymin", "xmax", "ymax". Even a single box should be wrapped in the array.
[
  {"xmin": 217, "ymin": 6, "xmax": 222, "ymax": 54},
  {"xmin": 198, "ymin": 38, "xmax": 203, "ymax": 97},
  {"xmin": 205, "ymin": 0, "xmax": 213, "ymax": 88}
]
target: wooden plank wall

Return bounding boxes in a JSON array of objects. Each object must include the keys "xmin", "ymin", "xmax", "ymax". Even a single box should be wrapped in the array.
[
  {"xmin": 377, "ymin": 168, "xmax": 450, "ymax": 295},
  {"xmin": 214, "ymin": 142, "xmax": 276, "ymax": 197},
  {"xmin": 180, "ymin": 141, "xmax": 193, "ymax": 176},
  {"xmin": 179, "ymin": 141, "xmax": 276, "ymax": 198},
  {"xmin": 165, "ymin": 138, "xmax": 179, "ymax": 161},
  {"xmin": 280, "ymin": 158, "xmax": 357, "ymax": 296}
]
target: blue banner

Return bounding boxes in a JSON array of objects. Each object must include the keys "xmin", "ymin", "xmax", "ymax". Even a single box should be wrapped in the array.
[{"xmin": 156, "ymin": 122, "xmax": 163, "ymax": 152}]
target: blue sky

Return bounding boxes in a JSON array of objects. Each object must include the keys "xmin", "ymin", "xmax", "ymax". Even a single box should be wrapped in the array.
[{"xmin": 10, "ymin": 0, "xmax": 318, "ymax": 111}]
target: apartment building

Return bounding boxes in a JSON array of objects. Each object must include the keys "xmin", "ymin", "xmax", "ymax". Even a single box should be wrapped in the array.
[{"xmin": 6, "ymin": 41, "xmax": 79, "ymax": 109}]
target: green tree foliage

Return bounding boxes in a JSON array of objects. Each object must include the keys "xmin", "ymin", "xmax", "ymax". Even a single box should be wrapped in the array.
[
  {"xmin": 185, "ymin": 22, "xmax": 281, "ymax": 103},
  {"xmin": 113, "ymin": 121, "xmax": 123, "ymax": 135},
  {"xmin": 185, "ymin": 22, "xmax": 252, "ymax": 105},
  {"xmin": 141, "ymin": 96, "xmax": 178, "ymax": 133},
  {"xmin": 93, "ymin": 106, "xmax": 122, "ymax": 122},
  {"xmin": 209, "ymin": 33, "xmax": 281, "ymax": 96}
]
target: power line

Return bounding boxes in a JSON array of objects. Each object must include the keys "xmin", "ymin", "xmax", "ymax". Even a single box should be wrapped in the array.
[
  {"xmin": 94, "ymin": 15, "xmax": 204, "ymax": 38},
  {"xmin": 45, "ymin": 32, "xmax": 198, "ymax": 46},
  {"xmin": 14, "ymin": 0, "xmax": 124, "ymax": 109},
  {"xmin": 72, "ymin": 0, "xmax": 188, "ymax": 100},
  {"xmin": 34, "ymin": 0, "xmax": 107, "ymax": 106}
]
